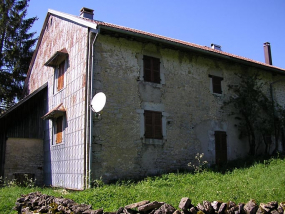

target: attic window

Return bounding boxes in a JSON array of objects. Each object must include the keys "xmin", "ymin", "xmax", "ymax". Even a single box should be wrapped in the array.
[
  {"xmin": 209, "ymin": 75, "xmax": 223, "ymax": 94},
  {"xmin": 143, "ymin": 56, "xmax": 160, "ymax": 84}
]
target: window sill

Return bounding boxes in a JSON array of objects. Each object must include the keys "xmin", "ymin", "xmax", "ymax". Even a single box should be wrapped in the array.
[
  {"xmin": 212, "ymin": 92, "xmax": 223, "ymax": 97},
  {"xmin": 138, "ymin": 80, "xmax": 163, "ymax": 88},
  {"xmin": 143, "ymin": 138, "xmax": 165, "ymax": 145},
  {"xmin": 52, "ymin": 141, "xmax": 65, "ymax": 147},
  {"xmin": 53, "ymin": 87, "xmax": 65, "ymax": 95}
]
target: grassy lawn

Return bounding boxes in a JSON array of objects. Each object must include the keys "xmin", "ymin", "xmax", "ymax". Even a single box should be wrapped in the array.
[{"xmin": 1, "ymin": 156, "xmax": 285, "ymax": 213}]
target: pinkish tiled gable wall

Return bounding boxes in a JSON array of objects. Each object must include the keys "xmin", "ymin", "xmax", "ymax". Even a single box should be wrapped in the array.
[{"xmin": 27, "ymin": 14, "xmax": 89, "ymax": 190}]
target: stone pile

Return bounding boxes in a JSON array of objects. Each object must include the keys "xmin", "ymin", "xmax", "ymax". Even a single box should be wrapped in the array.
[{"xmin": 14, "ymin": 192, "xmax": 285, "ymax": 214}]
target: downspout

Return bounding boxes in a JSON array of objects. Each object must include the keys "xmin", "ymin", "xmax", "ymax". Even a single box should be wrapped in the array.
[{"xmin": 85, "ymin": 28, "xmax": 99, "ymax": 188}]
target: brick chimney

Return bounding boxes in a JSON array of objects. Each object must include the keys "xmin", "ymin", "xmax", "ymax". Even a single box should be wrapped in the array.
[
  {"xmin": 80, "ymin": 7, "xmax": 94, "ymax": 19},
  {"xmin": 263, "ymin": 42, "xmax": 272, "ymax": 65}
]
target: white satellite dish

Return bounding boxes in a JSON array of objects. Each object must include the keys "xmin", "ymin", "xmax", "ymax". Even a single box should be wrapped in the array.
[{"xmin": 91, "ymin": 92, "xmax": 106, "ymax": 113}]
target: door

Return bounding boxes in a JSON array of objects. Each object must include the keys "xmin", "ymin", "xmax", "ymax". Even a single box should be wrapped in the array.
[{"xmin": 215, "ymin": 131, "xmax": 227, "ymax": 165}]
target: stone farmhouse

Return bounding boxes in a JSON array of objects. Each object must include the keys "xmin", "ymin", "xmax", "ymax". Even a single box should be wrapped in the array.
[{"xmin": 1, "ymin": 7, "xmax": 285, "ymax": 190}]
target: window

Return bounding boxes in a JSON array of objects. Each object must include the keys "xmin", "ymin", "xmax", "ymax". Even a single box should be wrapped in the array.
[
  {"xmin": 215, "ymin": 131, "xmax": 227, "ymax": 165},
  {"xmin": 44, "ymin": 48, "xmax": 68, "ymax": 93},
  {"xmin": 56, "ymin": 60, "xmax": 65, "ymax": 92},
  {"xmin": 143, "ymin": 55, "xmax": 160, "ymax": 84},
  {"xmin": 144, "ymin": 110, "xmax": 163, "ymax": 139},
  {"xmin": 209, "ymin": 75, "xmax": 223, "ymax": 94},
  {"xmin": 55, "ymin": 116, "xmax": 64, "ymax": 144}
]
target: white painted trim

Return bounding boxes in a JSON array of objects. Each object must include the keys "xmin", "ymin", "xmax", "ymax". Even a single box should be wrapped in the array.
[{"xmin": 48, "ymin": 9, "xmax": 98, "ymax": 30}]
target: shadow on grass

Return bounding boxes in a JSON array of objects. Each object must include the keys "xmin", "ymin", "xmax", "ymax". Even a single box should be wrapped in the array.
[{"xmin": 210, "ymin": 152, "xmax": 285, "ymax": 174}]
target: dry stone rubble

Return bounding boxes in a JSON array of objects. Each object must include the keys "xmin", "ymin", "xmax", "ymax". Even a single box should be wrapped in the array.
[{"xmin": 14, "ymin": 192, "xmax": 285, "ymax": 214}]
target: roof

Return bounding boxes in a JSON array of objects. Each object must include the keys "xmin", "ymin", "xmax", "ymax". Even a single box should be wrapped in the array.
[
  {"xmin": 0, "ymin": 83, "xmax": 48, "ymax": 119},
  {"xmin": 42, "ymin": 103, "xmax": 66, "ymax": 120},
  {"xmin": 24, "ymin": 9, "xmax": 285, "ymax": 92},
  {"xmin": 91, "ymin": 20, "xmax": 285, "ymax": 73},
  {"xmin": 44, "ymin": 48, "xmax": 68, "ymax": 67}
]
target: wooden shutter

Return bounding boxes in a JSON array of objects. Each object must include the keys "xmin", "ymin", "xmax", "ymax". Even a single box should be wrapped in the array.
[
  {"xmin": 152, "ymin": 57, "xmax": 160, "ymax": 84},
  {"xmin": 212, "ymin": 76, "xmax": 223, "ymax": 94},
  {"xmin": 143, "ymin": 56, "xmax": 160, "ymax": 84},
  {"xmin": 56, "ymin": 117, "xmax": 63, "ymax": 144},
  {"xmin": 215, "ymin": 131, "xmax": 227, "ymax": 165},
  {"xmin": 144, "ymin": 111, "xmax": 162, "ymax": 139},
  {"xmin": 57, "ymin": 61, "xmax": 65, "ymax": 91}
]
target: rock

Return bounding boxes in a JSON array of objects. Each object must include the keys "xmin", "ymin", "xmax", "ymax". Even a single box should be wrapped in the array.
[
  {"xmin": 72, "ymin": 204, "xmax": 92, "ymax": 213},
  {"xmin": 238, "ymin": 203, "xmax": 245, "ymax": 214},
  {"xmin": 212, "ymin": 201, "xmax": 222, "ymax": 211},
  {"xmin": 271, "ymin": 210, "xmax": 280, "ymax": 214},
  {"xmin": 116, "ymin": 207, "xmax": 124, "ymax": 214},
  {"xmin": 154, "ymin": 203, "xmax": 176, "ymax": 214},
  {"xmin": 203, "ymin": 201, "xmax": 214, "ymax": 214},
  {"xmin": 124, "ymin": 208, "xmax": 138, "ymax": 214},
  {"xmin": 138, "ymin": 201, "xmax": 164, "ymax": 212},
  {"xmin": 174, "ymin": 210, "xmax": 182, "ymax": 214},
  {"xmin": 190, "ymin": 207, "xmax": 197, "ymax": 214},
  {"xmin": 218, "ymin": 203, "xmax": 227, "ymax": 214},
  {"xmin": 179, "ymin": 198, "xmax": 192, "ymax": 210},
  {"xmin": 197, "ymin": 203, "xmax": 205, "ymax": 213},
  {"xmin": 125, "ymin": 200, "xmax": 150, "ymax": 209},
  {"xmin": 244, "ymin": 200, "xmax": 258, "ymax": 214}
]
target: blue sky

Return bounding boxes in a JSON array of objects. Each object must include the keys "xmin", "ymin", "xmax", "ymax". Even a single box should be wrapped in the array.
[{"xmin": 27, "ymin": 0, "xmax": 285, "ymax": 69}]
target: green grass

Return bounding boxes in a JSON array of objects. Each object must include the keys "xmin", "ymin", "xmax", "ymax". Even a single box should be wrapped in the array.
[{"xmin": 1, "ymin": 156, "xmax": 285, "ymax": 213}]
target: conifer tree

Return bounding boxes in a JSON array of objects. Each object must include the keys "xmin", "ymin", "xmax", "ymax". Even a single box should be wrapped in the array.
[{"xmin": 0, "ymin": 0, "xmax": 37, "ymax": 112}]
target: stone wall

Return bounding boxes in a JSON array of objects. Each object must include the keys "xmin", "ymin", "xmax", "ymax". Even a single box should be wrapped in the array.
[
  {"xmin": 14, "ymin": 192, "xmax": 285, "ymax": 214},
  {"xmin": 4, "ymin": 138, "xmax": 43, "ymax": 186},
  {"xmin": 91, "ymin": 34, "xmax": 285, "ymax": 182}
]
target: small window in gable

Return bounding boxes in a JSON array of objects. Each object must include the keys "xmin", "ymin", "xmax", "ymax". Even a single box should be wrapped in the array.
[
  {"xmin": 56, "ymin": 60, "xmax": 65, "ymax": 91},
  {"xmin": 144, "ymin": 110, "xmax": 163, "ymax": 139},
  {"xmin": 143, "ymin": 56, "xmax": 160, "ymax": 84},
  {"xmin": 209, "ymin": 75, "xmax": 223, "ymax": 94},
  {"xmin": 44, "ymin": 48, "xmax": 68, "ymax": 93}
]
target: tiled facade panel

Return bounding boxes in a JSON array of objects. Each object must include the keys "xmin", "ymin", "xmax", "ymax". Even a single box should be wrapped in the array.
[
  {"xmin": 91, "ymin": 35, "xmax": 284, "ymax": 182},
  {"xmin": 27, "ymin": 15, "xmax": 88, "ymax": 189}
]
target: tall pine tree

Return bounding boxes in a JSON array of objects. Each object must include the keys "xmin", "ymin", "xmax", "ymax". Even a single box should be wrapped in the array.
[{"xmin": 0, "ymin": 0, "xmax": 37, "ymax": 112}]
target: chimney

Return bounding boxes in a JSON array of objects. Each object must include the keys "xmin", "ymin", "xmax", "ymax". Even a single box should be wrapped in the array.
[
  {"xmin": 263, "ymin": 42, "xmax": 272, "ymax": 65},
  {"xmin": 80, "ymin": 7, "xmax": 94, "ymax": 19},
  {"xmin": 211, "ymin": 43, "xmax": 222, "ymax": 51}
]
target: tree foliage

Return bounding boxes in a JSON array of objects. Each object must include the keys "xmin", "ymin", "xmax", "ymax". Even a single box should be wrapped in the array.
[
  {"xmin": 0, "ymin": 0, "xmax": 37, "ymax": 112},
  {"xmin": 223, "ymin": 72, "xmax": 279, "ymax": 156}
]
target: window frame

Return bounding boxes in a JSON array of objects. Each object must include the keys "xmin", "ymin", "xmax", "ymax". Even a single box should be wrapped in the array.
[
  {"xmin": 209, "ymin": 74, "xmax": 223, "ymax": 94},
  {"xmin": 53, "ymin": 116, "xmax": 65, "ymax": 145},
  {"xmin": 144, "ymin": 110, "xmax": 163, "ymax": 139},
  {"xmin": 143, "ymin": 55, "xmax": 161, "ymax": 84},
  {"xmin": 54, "ymin": 60, "xmax": 66, "ymax": 93}
]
